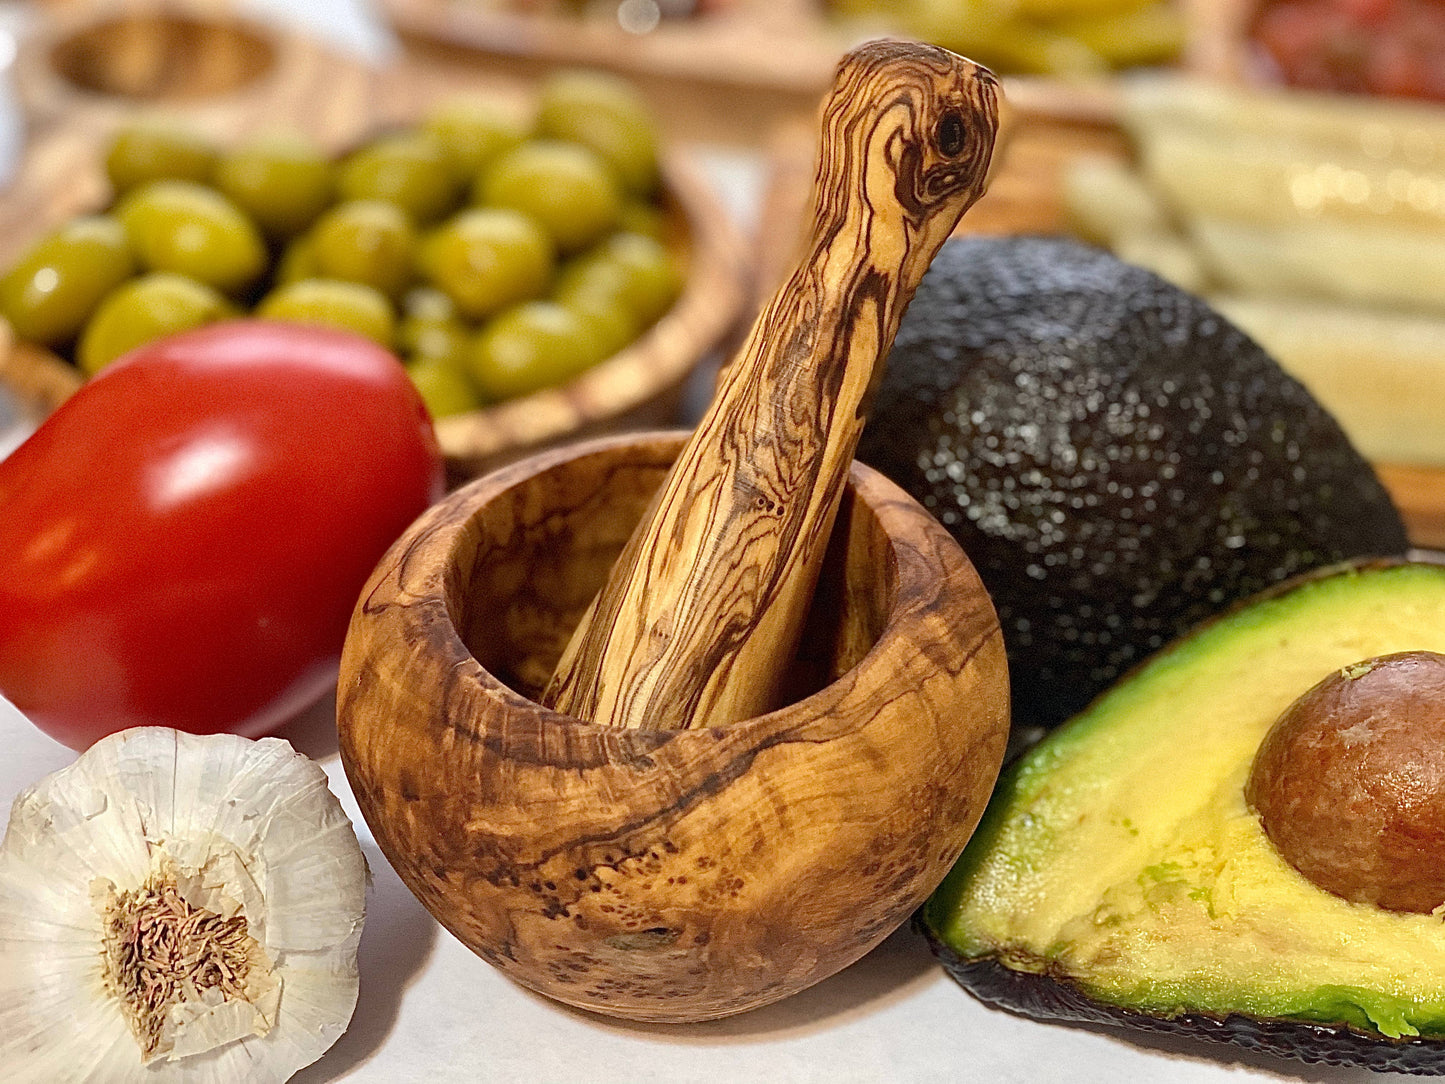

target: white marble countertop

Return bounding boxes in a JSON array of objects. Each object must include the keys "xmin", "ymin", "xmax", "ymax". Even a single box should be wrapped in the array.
[{"xmin": 0, "ymin": 2, "xmax": 1425, "ymax": 1080}]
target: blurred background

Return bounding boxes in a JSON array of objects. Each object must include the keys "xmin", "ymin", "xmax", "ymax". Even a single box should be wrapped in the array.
[
  {"xmin": 3, "ymin": 0, "xmax": 1443, "ymax": 464},
  {"xmin": 2, "ymin": 0, "xmax": 1442, "ymax": 537}
]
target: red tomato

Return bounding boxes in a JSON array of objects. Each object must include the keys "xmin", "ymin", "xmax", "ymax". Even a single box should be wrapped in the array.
[
  {"xmin": 1253, "ymin": 0, "xmax": 1445, "ymax": 100},
  {"xmin": 0, "ymin": 320, "xmax": 445, "ymax": 749}
]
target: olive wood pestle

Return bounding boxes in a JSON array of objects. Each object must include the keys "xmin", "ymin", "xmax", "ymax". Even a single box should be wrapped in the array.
[{"xmin": 543, "ymin": 40, "xmax": 1000, "ymax": 731}]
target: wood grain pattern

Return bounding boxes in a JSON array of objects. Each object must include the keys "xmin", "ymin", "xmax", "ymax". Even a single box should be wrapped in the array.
[
  {"xmin": 336, "ymin": 430, "xmax": 1009, "ymax": 1022},
  {"xmin": 754, "ymin": 106, "xmax": 1127, "ymax": 304},
  {"xmin": 0, "ymin": 4, "xmax": 748, "ymax": 483},
  {"xmin": 543, "ymin": 41, "xmax": 999, "ymax": 732}
]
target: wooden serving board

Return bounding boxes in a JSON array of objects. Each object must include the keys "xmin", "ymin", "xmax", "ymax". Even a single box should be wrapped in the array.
[
  {"xmin": 0, "ymin": 1, "xmax": 751, "ymax": 483},
  {"xmin": 377, "ymin": 0, "xmax": 840, "ymax": 147},
  {"xmin": 755, "ymin": 97, "xmax": 1445, "ymax": 551}
]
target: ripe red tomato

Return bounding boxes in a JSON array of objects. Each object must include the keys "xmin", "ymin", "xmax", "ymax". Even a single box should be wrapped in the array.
[
  {"xmin": 1253, "ymin": 0, "xmax": 1445, "ymax": 100},
  {"xmin": 0, "ymin": 320, "xmax": 445, "ymax": 749}
]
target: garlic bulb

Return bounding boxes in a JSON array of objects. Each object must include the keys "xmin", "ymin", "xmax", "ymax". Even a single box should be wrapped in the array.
[{"xmin": 0, "ymin": 728, "xmax": 367, "ymax": 1083}]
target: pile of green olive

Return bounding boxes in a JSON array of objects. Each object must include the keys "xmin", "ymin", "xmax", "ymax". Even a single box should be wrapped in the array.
[{"xmin": 0, "ymin": 70, "xmax": 683, "ymax": 419}]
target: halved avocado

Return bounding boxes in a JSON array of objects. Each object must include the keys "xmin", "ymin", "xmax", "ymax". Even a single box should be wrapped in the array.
[{"xmin": 922, "ymin": 560, "xmax": 1445, "ymax": 1074}]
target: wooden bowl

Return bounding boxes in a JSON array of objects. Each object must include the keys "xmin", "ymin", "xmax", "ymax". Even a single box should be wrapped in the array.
[
  {"xmin": 335, "ymin": 430, "xmax": 1010, "ymax": 1022},
  {"xmin": 0, "ymin": 3, "xmax": 749, "ymax": 482}
]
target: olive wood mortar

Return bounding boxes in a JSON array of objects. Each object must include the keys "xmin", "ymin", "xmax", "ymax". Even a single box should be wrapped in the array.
[{"xmin": 336, "ymin": 430, "xmax": 1009, "ymax": 1021}]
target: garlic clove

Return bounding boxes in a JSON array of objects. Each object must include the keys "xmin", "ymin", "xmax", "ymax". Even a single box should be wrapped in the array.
[
  {"xmin": 0, "ymin": 890, "xmax": 137, "ymax": 1083},
  {"xmin": 0, "ymin": 728, "xmax": 366, "ymax": 1083}
]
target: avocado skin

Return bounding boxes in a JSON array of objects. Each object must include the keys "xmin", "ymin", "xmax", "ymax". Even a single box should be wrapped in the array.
[
  {"xmin": 918, "ymin": 922, "xmax": 1445, "ymax": 1076},
  {"xmin": 858, "ymin": 236, "xmax": 1408, "ymax": 731}
]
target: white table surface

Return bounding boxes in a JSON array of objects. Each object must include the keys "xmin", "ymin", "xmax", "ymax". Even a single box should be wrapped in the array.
[
  {"xmin": 0, "ymin": 1, "xmax": 1424, "ymax": 1080},
  {"xmin": 2, "ymin": 697, "xmax": 1412, "ymax": 1084}
]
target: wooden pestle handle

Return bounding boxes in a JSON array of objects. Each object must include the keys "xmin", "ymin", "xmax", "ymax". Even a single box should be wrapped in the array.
[{"xmin": 544, "ymin": 40, "xmax": 1000, "ymax": 731}]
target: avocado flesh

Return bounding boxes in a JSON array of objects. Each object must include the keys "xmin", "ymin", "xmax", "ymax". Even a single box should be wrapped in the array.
[{"xmin": 924, "ymin": 561, "xmax": 1445, "ymax": 1066}]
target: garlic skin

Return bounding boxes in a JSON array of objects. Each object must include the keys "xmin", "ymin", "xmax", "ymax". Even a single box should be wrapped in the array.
[{"xmin": 0, "ymin": 728, "xmax": 367, "ymax": 1083}]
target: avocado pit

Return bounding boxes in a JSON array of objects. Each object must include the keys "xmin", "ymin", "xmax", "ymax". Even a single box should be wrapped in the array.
[{"xmin": 1247, "ymin": 650, "xmax": 1445, "ymax": 914}]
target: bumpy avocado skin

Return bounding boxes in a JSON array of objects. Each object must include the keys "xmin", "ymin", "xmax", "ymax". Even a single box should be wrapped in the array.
[
  {"xmin": 921, "ymin": 560, "xmax": 1445, "ymax": 1075},
  {"xmin": 858, "ymin": 236, "xmax": 1408, "ymax": 731}
]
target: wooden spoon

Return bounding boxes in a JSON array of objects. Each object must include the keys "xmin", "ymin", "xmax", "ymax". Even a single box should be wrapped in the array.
[{"xmin": 544, "ymin": 39, "xmax": 1000, "ymax": 731}]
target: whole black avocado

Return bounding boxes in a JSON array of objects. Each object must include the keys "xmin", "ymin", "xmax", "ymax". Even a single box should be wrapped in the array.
[{"xmin": 858, "ymin": 235, "xmax": 1409, "ymax": 732}]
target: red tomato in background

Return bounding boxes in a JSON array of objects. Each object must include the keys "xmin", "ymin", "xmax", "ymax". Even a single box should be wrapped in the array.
[
  {"xmin": 0, "ymin": 320, "xmax": 445, "ymax": 749},
  {"xmin": 1253, "ymin": 0, "xmax": 1445, "ymax": 100}
]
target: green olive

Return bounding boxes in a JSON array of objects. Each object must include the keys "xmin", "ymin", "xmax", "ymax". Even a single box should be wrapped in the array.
[
  {"xmin": 417, "ymin": 207, "xmax": 554, "ymax": 320},
  {"xmin": 256, "ymin": 277, "xmax": 397, "ymax": 348},
  {"xmin": 467, "ymin": 300, "xmax": 603, "ymax": 400},
  {"xmin": 274, "ymin": 233, "xmax": 321, "ymax": 286},
  {"xmin": 617, "ymin": 200, "xmax": 668, "ymax": 241},
  {"xmin": 117, "ymin": 180, "xmax": 268, "ymax": 296},
  {"xmin": 421, "ymin": 97, "xmax": 531, "ymax": 183},
  {"xmin": 563, "ymin": 294, "xmax": 637, "ymax": 360},
  {"xmin": 554, "ymin": 231, "xmax": 680, "ymax": 327},
  {"xmin": 104, "ymin": 120, "xmax": 217, "ymax": 195},
  {"xmin": 474, "ymin": 140, "xmax": 622, "ymax": 254},
  {"xmin": 535, "ymin": 70, "xmax": 660, "ymax": 196},
  {"xmin": 77, "ymin": 272, "xmax": 234, "ymax": 375},
  {"xmin": 338, "ymin": 133, "xmax": 461, "ymax": 225},
  {"xmin": 406, "ymin": 354, "xmax": 482, "ymax": 419},
  {"xmin": 0, "ymin": 216, "xmax": 135, "ymax": 346},
  {"xmin": 310, "ymin": 200, "xmax": 418, "ymax": 300},
  {"xmin": 401, "ymin": 284, "xmax": 460, "ymax": 326},
  {"xmin": 399, "ymin": 286, "xmax": 470, "ymax": 367},
  {"xmin": 407, "ymin": 320, "xmax": 472, "ymax": 370},
  {"xmin": 214, "ymin": 132, "xmax": 334, "ymax": 240}
]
